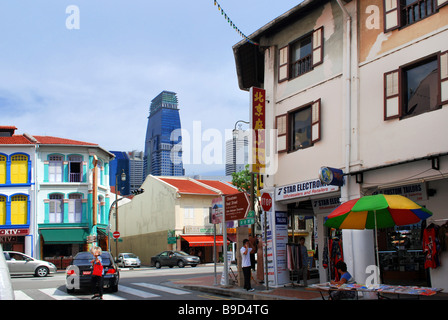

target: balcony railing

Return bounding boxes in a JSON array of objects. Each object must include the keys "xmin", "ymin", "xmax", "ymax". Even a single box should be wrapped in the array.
[
  {"xmin": 401, "ymin": 0, "xmax": 436, "ymax": 26},
  {"xmin": 290, "ymin": 55, "xmax": 312, "ymax": 79},
  {"xmin": 69, "ymin": 173, "xmax": 81, "ymax": 182}
]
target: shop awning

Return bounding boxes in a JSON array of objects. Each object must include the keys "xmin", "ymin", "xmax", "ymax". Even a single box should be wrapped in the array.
[
  {"xmin": 181, "ymin": 235, "xmax": 229, "ymax": 247},
  {"xmin": 40, "ymin": 228, "xmax": 89, "ymax": 244}
]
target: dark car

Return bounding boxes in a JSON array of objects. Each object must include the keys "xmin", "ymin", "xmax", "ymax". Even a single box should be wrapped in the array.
[
  {"xmin": 66, "ymin": 251, "xmax": 119, "ymax": 294},
  {"xmin": 151, "ymin": 250, "xmax": 200, "ymax": 269}
]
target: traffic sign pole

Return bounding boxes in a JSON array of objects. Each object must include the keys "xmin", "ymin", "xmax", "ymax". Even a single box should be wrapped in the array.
[{"xmin": 222, "ymin": 195, "xmax": 228, "ymax": 286}]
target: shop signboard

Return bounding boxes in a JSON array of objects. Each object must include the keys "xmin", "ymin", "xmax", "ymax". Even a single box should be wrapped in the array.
[
  {"xmin": 318, "ymin": 166, "xmax": 345, "ymax": 186},
  {"xmin": 275, "ymin": 179, "xmax": 339, "ymax": 201},
  {"xmin": 0, "ymin": 229, "xmax": 29, "ymax": 236},
  {"xmin": 250, "ymin": 87, "xmax": 266, "ymax": 174},
  {"xmin": 372, "ymin": 183, "xmax": 426, "ymax": 203},
  {"xmin": 210, "ymin": 196, "xmax": 223, "ymax": 224}
]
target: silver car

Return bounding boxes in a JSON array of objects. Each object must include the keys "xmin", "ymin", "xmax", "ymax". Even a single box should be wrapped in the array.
[
  {"xmin": 3, "ymin": 251, "xmax": 57, "ymax": 277},
  {"xmin": 117, "ymin": 253, "xmax": 141, "ymax": 268}
]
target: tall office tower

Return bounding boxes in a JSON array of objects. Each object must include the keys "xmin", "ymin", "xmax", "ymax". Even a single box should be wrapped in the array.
[
  {"xmin": 225, "ymin": 129, "xmax": 249, "ymax": 176},
  {"xmin": 128, "ymin": 150, "xmax": 144, "ymax": 192},
  {"xmin": 144, "ymin": 91, "xmax": 184, "ymax": 177}
]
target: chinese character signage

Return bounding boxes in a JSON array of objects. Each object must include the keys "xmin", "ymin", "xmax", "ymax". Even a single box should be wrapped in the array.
[{"xmin": 250, "ymin": 87, "xmax": 266, "ymax": 173}]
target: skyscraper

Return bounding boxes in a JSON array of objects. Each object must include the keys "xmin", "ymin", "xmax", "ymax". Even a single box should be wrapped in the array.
[{"xmin": 144, "ymin": 91, "xmax": 184, "ymax": 177}]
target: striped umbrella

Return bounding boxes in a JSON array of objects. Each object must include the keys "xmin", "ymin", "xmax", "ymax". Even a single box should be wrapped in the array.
[{"xmin": 324, "ymin": 194, "xmax": 432, "ymax": 230}]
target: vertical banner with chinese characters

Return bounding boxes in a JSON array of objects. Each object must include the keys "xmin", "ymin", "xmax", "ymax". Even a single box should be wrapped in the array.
[{"xmin": 250, "ymin": 87, "xmax": 266, "ymax": 173}]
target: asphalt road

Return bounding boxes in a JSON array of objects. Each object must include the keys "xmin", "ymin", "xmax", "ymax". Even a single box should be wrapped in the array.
[{"xmin": 10, "ymin": 264, "xmax": 231, "ymax": 301}]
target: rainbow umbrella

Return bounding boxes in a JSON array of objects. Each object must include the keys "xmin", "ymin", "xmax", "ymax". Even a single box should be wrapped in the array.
[
  {"xmin": 324, "ymin": 194, "xmax": 432, "ymax": 285},
  {"xmin": 324, "ymin": 194, "xmax": 432, "ymax": 230}
]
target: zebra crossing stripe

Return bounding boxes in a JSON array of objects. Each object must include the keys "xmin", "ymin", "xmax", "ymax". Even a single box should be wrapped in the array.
[
  {"xmin": 14, "ymin": 291, "xmax": 33, "ymax": 300},
  {"xmin": 132, "ymin": 282, "xmax": 190, "ymax": 295},
  {"xmin": 118, "ymin": 285, "xmax": 160, "ymax": 298},
  {"xmin": 39, "ymin": 288, "xmax": 80, "ymax": 300}
]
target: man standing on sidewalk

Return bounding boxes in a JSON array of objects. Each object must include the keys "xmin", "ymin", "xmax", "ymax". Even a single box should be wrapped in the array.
[{"xmin": 241, "ymin": 239, "xmax": 254, "ymax": 292}]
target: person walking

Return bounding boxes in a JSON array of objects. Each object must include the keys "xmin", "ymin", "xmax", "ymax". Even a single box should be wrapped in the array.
[
  {"xmin": 90, "ymin": 246, "xmax": 104, "ymax": 300},
  {"xmin": 241, "ymin": 239, "xmax": 254, "ymax": 292},
  {"xmin": 298, "ymin": 237, "xmax": 308, "ymax": 287}
]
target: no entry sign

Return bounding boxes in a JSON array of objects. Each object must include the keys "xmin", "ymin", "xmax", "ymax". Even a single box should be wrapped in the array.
[{"xmin": 113, "ymin": 231, "xmax": 120, "ymax": 239}]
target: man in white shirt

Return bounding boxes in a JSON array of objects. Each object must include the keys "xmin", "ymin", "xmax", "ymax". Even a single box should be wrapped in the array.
[{"xmin": 240, "ymin": 239, "xmax": 254, "ymax": 292}]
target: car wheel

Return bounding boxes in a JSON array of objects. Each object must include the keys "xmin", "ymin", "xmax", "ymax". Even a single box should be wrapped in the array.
[
  {"xmin": 177, "ymin": 260, "xmax": 185, "ymax": 268},
  {"xmin": 191, "ymin": 264, "xmax": 197, "ymax": 267},
  {"xmin": 35, "ymin": 266, "xmax": 49, "ymax": 277},
  {"xmin": 110, "ymin": 283, "xmax": 118, "ymax": 292},
  {"xmin": 66, "ymin": 287, "xmax": 75, "ymax": 294},
  {"xmin": 155, "ymin": 261, "xmax": 161, "ymax": 269}
]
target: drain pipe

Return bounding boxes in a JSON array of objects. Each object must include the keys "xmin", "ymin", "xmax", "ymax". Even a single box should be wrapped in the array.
[{"xmin": 336, "ymin": 0, "xmax": 352, "ymax": 201}]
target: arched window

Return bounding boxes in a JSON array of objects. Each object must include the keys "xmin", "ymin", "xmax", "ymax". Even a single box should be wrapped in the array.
[
  {"xmin": 0, "ymin": 155, "xmax": 6, "ymax": 184},
  {"xmin": 49, "ymin": 155, "xmax": 63, "ymax": 182},
  {"xmin": 49, "ymin": 194, "xmax": 63, "ymax": 223},
  {"xmin": 0, "ymin": 195, "xmax": 6, "ymax": 225},
  {"xmin": 11, "ymin": 154, "xmax": 28, "ymax": 184},
  {"xmin": 11, "ymin": 195, "xmax": 27, "ymax": 225},
  {"xmin": 68, "ymin": 193, "xmax": 82, "ymax": 223}
]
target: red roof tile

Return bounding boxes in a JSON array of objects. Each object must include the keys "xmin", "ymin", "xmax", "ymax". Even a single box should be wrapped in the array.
[
  {"xmin": 197, "ymin": 180, "xmax": 239, "ymax": 195},
  {"xmin": 33, "ymin": 136, "xmax": 98, "ymax": 146},
  {"xmin": 159, "ymin": 178, "xmax": 220, "ymax": 195},
  {"xmin": 0, "ymin": 135, "xmax": 35, "ymax": 145}
]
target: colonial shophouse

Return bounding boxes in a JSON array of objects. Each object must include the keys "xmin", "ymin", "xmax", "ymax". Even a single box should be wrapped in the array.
[
  {"xmin": 233, "ymin": 0, "xmax": 448, "ymax": 290},
  {"xmin": 0, "ymin": 126, "xmax": 114, "ymax": 265}
]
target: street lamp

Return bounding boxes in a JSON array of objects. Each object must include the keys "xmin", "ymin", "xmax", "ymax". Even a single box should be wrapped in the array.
[{"xmin": 114, "ymin": 169, "xmax": 126, "ymax": 257}]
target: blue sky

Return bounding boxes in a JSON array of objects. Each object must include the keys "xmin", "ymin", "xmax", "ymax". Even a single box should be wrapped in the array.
[{"xmin": 0, "ymin": 1, "xmax": 301, "ymax": 175}]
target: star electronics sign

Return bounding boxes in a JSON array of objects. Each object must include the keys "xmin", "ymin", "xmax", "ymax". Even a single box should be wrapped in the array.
[{"xmin": 275, "ymin": 179, "xmax": 339, "ymax": 201}]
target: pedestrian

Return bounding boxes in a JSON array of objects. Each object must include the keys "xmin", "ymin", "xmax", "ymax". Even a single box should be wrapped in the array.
[
  {"xmin": 298, "ymin": 237, "xmax": 308, "ymax": 287},
  {"xmin": 90, "ymin": 246, "xmax": 104, "ymax": 300},
  {"xmin": 241, "ymin": 239, "xmax": 254, "ymax": 292},
  {"xmin": 249, "ymin": 234, "xmax": 257, "ymax": 271},
  {"xmin": 330, "ymin": 261, "xmax": 357, "ymax": 300}
]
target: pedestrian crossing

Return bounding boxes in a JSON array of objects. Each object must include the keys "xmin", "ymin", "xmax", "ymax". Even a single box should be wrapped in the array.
[{"xmin": 13, "ymin": 282, "xmax": 192, "ymax": 300}]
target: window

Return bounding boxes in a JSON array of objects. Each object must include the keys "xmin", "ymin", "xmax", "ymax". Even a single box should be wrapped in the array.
[
  {"xmin": 184, "ymin": 207, "xmax": 194, "ymax": 225},
  {"xmin": 69, "ymin": 194, "xmax": 82, "ymax": 223},
  {"xmin": 10, "ymin": 155, "xmax": 28, "ymax": 184},
  {"xmin": 384, "ymin": 0, "xmax": 448, "ymax": 32},
  {"xmin": 49, "ymin": 194, "xmax": 63, "ymax": 223},
  {"xmin": 278, "ymin": 27, "xmax": 324, "ymax": 82},
  {"xmin": 0, "ymin": 155, "xmax": 5, "ymax": 184},
  {"xmin": 68, "ymin": 155, "xmax": 82, "ymax": 182},
  {"xmin": 276, "ymin": 100, "xmax": 321, "ymax": 153},
  {"xmin": 0, "ymin": 196, "xmax": 6, "ymax": 225},
  {"xmin": 48, "ymin": 155, "xmax": 63, "ymax": 182},
  {"xmin": 384, "ymin": 52, "xmax": 448, "ymax": 120},
  {"xmin": 11, "ymin": 195, "xmax": 27, "ymax": 225}
]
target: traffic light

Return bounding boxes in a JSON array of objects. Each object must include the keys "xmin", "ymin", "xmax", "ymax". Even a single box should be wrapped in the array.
[{"xmin": 131, "ymin": 188, "xmax": 144, "ymax": 195}]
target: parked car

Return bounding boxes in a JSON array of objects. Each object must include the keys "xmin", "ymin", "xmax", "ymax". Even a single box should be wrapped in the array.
[
  {"xmin": 117, "ymin": 253, "xmax": 141, "ymax": 268},
  {"xmin": 66, "ymin": 251, "xmax": 119, "ymax": 294},
  {"xmin": 3, "ymin": 251, "xmax": 57, "ymax": 277},
  {"xmin": 151, "ymin": 250, "xmax": 200, "ymax": 269}
]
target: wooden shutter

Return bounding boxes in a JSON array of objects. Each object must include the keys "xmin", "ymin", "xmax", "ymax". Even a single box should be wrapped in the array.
[
  {"xmin": 312, "ymin": 27, "xmax": 324, "ymax": 67},
  {"xmin": 437, "ymin": 0, "xmax": 448, "ymax": 9},
  {"xmin": 384, "ymin": 0, "xmax": 400, "ymax": 32},
  {"xmin": 384, "ymin": 70, "xmax": 401, "ymax": 120},
  {"xmin": 278, "ymin": 46, "xmax": 289, "ymax": 82},
  {"xmin": 0, "ymin": 156, "xmax": 6, "ymax": 184},
  {"xmin": 0, "ymin": 196, "xmax": 6, "ymax": 225},
  {"xmin": 11, "ymin": 155, "xmax": 28, "ymax": 184},
  {"xmin": 276, "ymin": 114, "xmax": 287, "ymax": 152},
  {"xmin": 11, "ymin": 195, "xmax": 27, "ymax": 225},
  {"xmin": 311, "ymin": 99, "xmax": 321, "ymax": 143},
  {"xmin": 440, "ymin": 51, "xmax": 448, "ymax": 105}
]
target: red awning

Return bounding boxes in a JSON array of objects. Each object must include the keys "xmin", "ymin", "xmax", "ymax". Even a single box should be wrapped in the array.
[{"xmin": 181, "ymin": 235, "xmax": 229, "ymax": 247}]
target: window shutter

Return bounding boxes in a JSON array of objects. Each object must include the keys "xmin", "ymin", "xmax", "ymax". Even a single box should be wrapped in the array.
[
  {"xmin": 384, "ymin": 70, "xmax": 401, "ymax": 120},
  {"xmin": 276, "ymin": 114, "xmax": 287, "ymax": 153},
  {"xmin": 384, "ymin": 0, "xmax": 400, "ymax": 32},
  {"xmin": 312, "ymin": 27, "xmax": 324, "ymax": 67},
  {"xmin": 440, "ymin": 51, "xmax": 448, "ymax": 105},
  {"xmin": 278, "ymin": 46, "xmax": 289, "ymax": 82},
  {"xmin": 311, "ymin": 99, "xmax": 321, "ymax": 143},
  {"xmin": 437, "ymin": 0, "xmax": 448, "ymax": 9}
]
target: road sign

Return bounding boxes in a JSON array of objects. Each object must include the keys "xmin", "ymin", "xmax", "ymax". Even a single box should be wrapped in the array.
[
  {"xmin": 224, "ymin": 192, "xmax": 250, "ymax": 221},
  {"xmin": 113, "ymin": 231, "xmax": 120, "ymax": 239},
  {"xmin": 261, "ymin": 193, "xmax": 272, "ymax": 211}
]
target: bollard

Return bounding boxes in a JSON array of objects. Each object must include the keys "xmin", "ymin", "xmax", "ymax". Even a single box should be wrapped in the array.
[{"xmin": 0, "ymin": 244, "xmax": 15, "ymax": 300}]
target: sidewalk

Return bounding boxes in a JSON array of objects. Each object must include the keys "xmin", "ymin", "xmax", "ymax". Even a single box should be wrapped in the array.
[{"xmin": 170, "ymin": 273, "xmax": 448, "ymax": 301}]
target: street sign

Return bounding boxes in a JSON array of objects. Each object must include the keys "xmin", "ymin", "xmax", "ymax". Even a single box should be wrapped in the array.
[
  {"xmin": 238, "ymin": 210, "xmax": 255, "ymax": 226},
  {"xmin": 224, "ymin": 192, "xmax": 250, "ymax": 221},
  {"xmin": 113, "ymin": 231, "xmax": 120, "ymax": 239},
  {"xmin": 261, "ymin": 193, "xmax": 272, "ymax": 211}
]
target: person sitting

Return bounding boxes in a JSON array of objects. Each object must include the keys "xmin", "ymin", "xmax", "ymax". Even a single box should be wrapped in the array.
[{"xmin": 330, "ymin": 261, "xmax": 356, "ymax": 300}]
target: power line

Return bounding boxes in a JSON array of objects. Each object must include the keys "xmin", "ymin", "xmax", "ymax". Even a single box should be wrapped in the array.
[{"xmin": 213, "ymin": 0, "xmax": 259, "ymax": 45}]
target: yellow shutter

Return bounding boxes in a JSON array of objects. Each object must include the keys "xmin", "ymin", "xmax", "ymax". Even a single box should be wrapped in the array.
[
  {"xmin": 11, "ymin": 195, "xmax": 27, "ymax": 225},
  {"xmin": 0, "ymin": 196, "xmax": 6, "ymax": 225},
  {"xmin": 0, "ymin": 156, "xmax": 6, "ymax": 184},
  {"xmin": 11, "ymin": 155, "xmax": 28, "ymax": 184}
]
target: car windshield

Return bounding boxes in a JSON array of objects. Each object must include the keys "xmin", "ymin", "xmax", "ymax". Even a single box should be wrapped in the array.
[
  {"xmin": 123, "ymin": 254, "xmax": 137, "ymax": 258},
  {"xmin": 73, "ymin": 252, "xmax": 112, "ymax": 265},
  {"xmin": 173, "ymin": 251, "xmax": 189, "ymax": 256}
]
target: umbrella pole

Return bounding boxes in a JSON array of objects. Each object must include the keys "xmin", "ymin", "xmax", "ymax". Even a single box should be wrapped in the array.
[{"xmin": 374, "ymin": 210, "xmax": 381, "ymax": 285}]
